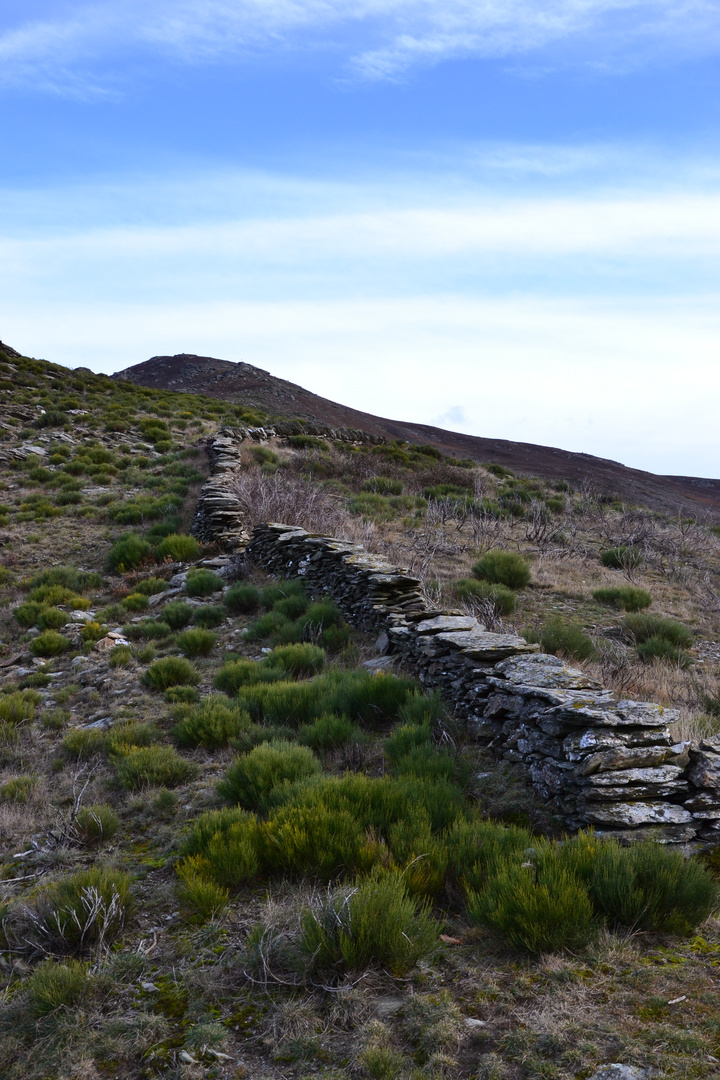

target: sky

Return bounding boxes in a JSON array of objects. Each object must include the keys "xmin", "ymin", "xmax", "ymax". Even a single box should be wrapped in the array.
[{"xmin": 1, "ymin": 2, "xmax": 719, "ymax": 477}]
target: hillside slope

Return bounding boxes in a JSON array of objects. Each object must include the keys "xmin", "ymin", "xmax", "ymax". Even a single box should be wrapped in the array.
[{"xmin": 113, "ymin": 353, "xmax": 720, "ymax": 517}]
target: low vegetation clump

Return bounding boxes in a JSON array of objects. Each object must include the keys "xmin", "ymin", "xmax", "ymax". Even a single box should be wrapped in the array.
[
  {"xmin": 155, "ymin": 532, "xmax": 199, "ymax": 562},
  {"xmin": 593, "ymin": 585, "xmax": 652, "ymax": 611},
  {"xmin": 0, "ymin": 689, "xmax": 41, "ymax": 725},
  {"xmin": 472, "ymin": 549, "xmax": 531, "ymax": 589},
  {"xmin": 224, "ymin": 581, "xmax": 261, "ymax": 613},
  {"xmin": 528, "ymin": 615, "xmax": 597, "ymax": 661},
  {"xmin": 29, "ymin": 629, "xmax": 70, "ymax": 658},
  {"xmin": 112, "ymin": 744, "xmax": 198, "ymax": 789},
  {"xmin": 624, "ymin": 612, "xmax": 694, "ymax": 666},
  {"xmin": 162, "ymin": 600, "xmax": 194, "ymax": 629},
  {"xmin": 176, "ymin": 627, "xmax": 217, "ymax": 657},
  {"xmin": 32, "ymin": 867, "xmax": 134, "ymax": 953},
  {"xmin": 142, "ymin": 656, "xmax": 200, "ymax": 690},
  {"xmin": 27, "ymin": 959, "xmax": 90, "ymax": 1017},
  {"xmin": 107, "ymin": 533, "xmax": 153, "ymax": 572},
  {"xmin": 601, "ymin": 545, "xmax": 643, "ymax": 570},
  {"xmin": 185, "ymin": 567, "xmax": 223, "ymax": 596},
  {"xmin": 73, "ymin": 804, "xmax": 121, "ymax": 846},
  {"xmin": 453, "ymin": 578, "xmax": 516, "ymax": 614},
  {"xmin": 173, "ymin": 695, "xmax": 252, "ymax": 749},
  {"xmin": 217, "ymin": 740, "xmax": 323, "ymax": 812}
]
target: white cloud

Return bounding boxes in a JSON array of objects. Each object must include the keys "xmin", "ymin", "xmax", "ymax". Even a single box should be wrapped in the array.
[{"xmin": 1, "ymin": 0, "xmax": 719, "ymax": 92}]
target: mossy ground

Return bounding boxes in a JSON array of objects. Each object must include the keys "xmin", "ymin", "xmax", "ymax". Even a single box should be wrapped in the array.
[{"xmin": 0, "ymin": 352, "xmax": 719, "ymax": 1080}]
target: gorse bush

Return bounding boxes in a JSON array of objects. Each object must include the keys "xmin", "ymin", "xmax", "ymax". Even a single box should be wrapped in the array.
[
  {"xmin": 217, "ymin": 741, "xmax": 322, "ymax": 813},
  {"xmin": 299, "ymin": 867, "xmax": 438, "ymax": 978},
  {"xmin": 142, "ymin": 657, "xmax": 200, "ymax": 690},
  {"xmin": 162, "ymin": 601, "xmax": 194, "ymax": 630},
  {"xmin": 107, "ymin": 534, "xmax": 153, "ymax": 572},
  {"xmin": 176, "ymin": 628, "xmax": 217, "ymax": 657},
  {"xmin": 224, "ymin": 582, "xmax": 261, "ymax": 614},
  {"xmin": 472, "ymin": 549, "xmax": 531, "ymax": 589},
  {"xmin": 185, "ymin": 568, "xmax": 223, "ymax": 597},
  {"xmin": 453, "ymin": 578, "xmax": 516, "ymax": 614},
  {"xmin": 592, "ymin": 585, "xmax": 652, "ymax": 611},
  {"xmin": 173, "ymin": 695, "xmax": 251, "ymax": 749},
  {"xmin": 30, "ymin": 629, "xmax": 70, "ymax": 658},
  {"xmin": 155, "ymin": 533, "xmax": 199, "ymax": 562}
]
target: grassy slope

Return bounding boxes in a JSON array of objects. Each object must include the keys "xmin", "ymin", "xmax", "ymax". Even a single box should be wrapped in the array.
[{"xmin": 0, "ymin": 352, "xmax": 719, "ymax": 1080}]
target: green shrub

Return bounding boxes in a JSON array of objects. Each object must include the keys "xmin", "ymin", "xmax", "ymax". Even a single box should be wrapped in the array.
[
  {"xmin": 244, "ymin": 610, "xmax": 296, "ymax": 644},
  {"xmin": 27, "ymin": 959, "xmax": 90, "ymax": 1016},
  {"xmin": 179, "ymin": 811, "xmax": 262, "ymax": 889},
  {"xmin": 132, "ymin": 576, "xmax": 168, "ymax": 596},
  {"xmin": 472, "ymin": 549, "xmax": 531, "ymax": 589},
  {"xmin": 13, "ymin": 601, "xmax": 46, "ymax": 628},
  {"xmin": 217, "ymin": 741, "xmax": 322, "ymax": 812},
  {"xmin": 176, "ymin": 857, "xmax": 230, "ymax": 921},
  {"xmin": 107, "ymin": 534, "xmax": 153, "ymax": 572},
  {"xmin": 113, "ymin": 744, "xmax": 198, "ymax": 789},
  {"xmin": 384, "ymin": 722, "xmax": 433, "ymax": 768},
  {"xmin": 235, "ymin": 678, "xmax": 325, "ymax": 726},
  {"xmin": 122, "ymin": 592, "xmax": 149, "ymax": 612},
  {"xmin": 30, "ymin": 629, "xmax": 70, "ymax": 658},
  {"xmin": 637, "ymin": 636, "xmax": 692, "ymax": 667},
  {"xmin": 177, "ymin": 628, "xmax": 217, "ymax": 657},
  {"xmin": 224, "ymin": 582, "xmax": 261, "ymax": 614},
  {"xmin": 624, "ymin": 612, "xmax": 693, "ymax": 648},
  {"xmin": 165, "ymin": 685, "xmax": 200, "ymax": 704},
  {"xmin": 173, "ymin": 696, "xmax": 251, "ymax": 749},
  {"xmin": 299, "ymin": 600, "xmax": 345, "ymax": 638},
  {"xmin": 324, "ymin": 670, "xmax": 418, "ymax": 727},
  {"xmin": 453, "ymin": 578, "xmax": 516, "ymax": 614},
  {"xmin": 29, "ymin": 584, "xmax": 88, "ymax": 608},
  {"xmin": 109, "ymin": 645, "xmax": 133, "ymax": 668},
  {"xmin": 162, "ymin": 600, "xmax": 194, "ymax": 629},
  {"xmin": 123, "ymin": 618, "xmax": 172, "ymax": 641},
  {"xmin": 73, "ymin": 804, "xmax": 121, "ymax": 846},
  {"xmin": 266, "ymin": 643, "xmax": 325, "ymax": 678},
  {"xmin": 299, "ymin": 867, "xmax": 438, "ymax": 977},
  {"xmin": 362, "ymin": 476, "xmax": 403, "ymax": 495},
  {"xmin": 466, "ymin": 857, "xmax": 596, "ymax": 955},
  {"xmin": 260, "ymin": 580, "xmax": 307, "ymax": 609},
  {"xmin": 193, "ymin": 604, "xmax": 225, "ymax": 628},
  {"xmin": 142, "ymin": 657, "xmax": 199, "ymax": 690},
  {"xmin": 0, "ymin": 689, "xmax": 41, "ymax": 725},
  {"xmin": 601, "ymin": 546, "xmax": 643, "ymax": 570},
  {"xmin": 155, "ymin": 533, "xmax": 200, "ymax": 562},
  {"xmin": 62, "ymin": 728, "xmax": 109, "ymax": 759},
  {"xmin": 40, "ymin": 866, "xmax": 133, "ymax": 952},
  {"xmin": 29, "ymin": 566, "xmax": 101, "ymax": 592},
  {"xmin": 37, "ymin": 606, "xmax": 70, "ymax": 629},
  {"xmin": 592, "ymin": 585, "xmax": 652, "ymax": 611},
  {"xmin": 531, "ymin": 616, "xmax": 597, "ymax": 661},
  {"xmin": 213, "ymin": 658, "xmax": 281, "ymax": 694},
  {"xmin": 0, "ymin": 774, "xmax": 37, "ymax": 802},
  {"xmin": 185, "ymin": 568, "xmax": 223, "ymax": 597},
  {"xmin": 299, "ymin": 713, "xmax": 358, "ymax": 752}
]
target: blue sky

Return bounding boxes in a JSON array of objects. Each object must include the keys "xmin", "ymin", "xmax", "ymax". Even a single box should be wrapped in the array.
[{"xmin": 1, "ymin": 2, "xmax": 719, "ymax": 476}]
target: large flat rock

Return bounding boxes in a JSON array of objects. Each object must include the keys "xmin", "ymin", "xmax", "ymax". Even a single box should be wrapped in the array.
[{"xmin": 582, "ymin": 801, "xmax": 694, "ymax": 827}]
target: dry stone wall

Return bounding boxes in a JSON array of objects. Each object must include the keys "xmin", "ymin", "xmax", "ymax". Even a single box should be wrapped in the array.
[{"xmin": 194, "ymin": 429, "xmax": 720, "ymax": 848}]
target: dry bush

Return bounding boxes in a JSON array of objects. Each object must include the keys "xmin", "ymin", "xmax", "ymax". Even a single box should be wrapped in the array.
[{"xmin": 228, "ymin": 468, "xmax": 363, "ymax": 539}]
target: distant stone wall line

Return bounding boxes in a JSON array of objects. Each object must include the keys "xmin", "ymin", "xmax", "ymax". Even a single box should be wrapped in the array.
[{"xmin": 194, "ymin": 429, "xmax": 720, "ymax": 848}]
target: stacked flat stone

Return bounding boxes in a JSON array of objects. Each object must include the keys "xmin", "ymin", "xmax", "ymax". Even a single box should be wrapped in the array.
[{"xmin": 192, "ymin": 433, "xmax": 720, "ymax": 848}]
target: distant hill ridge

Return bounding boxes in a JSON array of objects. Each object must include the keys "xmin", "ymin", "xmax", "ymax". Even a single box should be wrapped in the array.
[{"xmin": 110, "ymin": 352, "xmax": 720, "ymax": 516}]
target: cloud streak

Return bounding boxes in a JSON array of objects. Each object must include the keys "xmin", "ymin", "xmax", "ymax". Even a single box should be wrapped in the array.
[{"xmin": 1, "ymin": 0, "xmax": 719, "ymax": 92}]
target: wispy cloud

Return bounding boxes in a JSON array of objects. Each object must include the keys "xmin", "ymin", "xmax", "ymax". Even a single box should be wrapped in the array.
[{"xmin": 1, "ymin": 1, "xmax": 719, "ymax": 93}]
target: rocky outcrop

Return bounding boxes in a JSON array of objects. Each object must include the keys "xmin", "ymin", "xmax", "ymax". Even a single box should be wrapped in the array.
[{"xmin": 195, "ymin": 430, "xmax": 720, "ymax": 848}]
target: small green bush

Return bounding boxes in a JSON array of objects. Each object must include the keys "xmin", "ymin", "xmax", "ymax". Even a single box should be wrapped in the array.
[
  {"xmin": 62, "ymin": 728, "xmax": 109, "ymax": 759},
  {"xmin": 123, "ymin": 618, "xmax": 172, "ymax": 641},
  {"xmin": 0, "ymin": 689, "xmax": 41, "ymax": 725},
  {"xmin": 266, "ymin": 643, "xmax": 325, "ymax": 678},
  {"xmin": 224, "ymin": 582, "xmax": 261, "ymax": 614},
  {"xmin": 213, "ymin": 658, "xmax": 281, "ymax": 694},
  {"xmin": 185, "ymin": 568, "xmax": 223, "ymax": 597},
  {"xmin": 132, "ymin": 576, "xmax": 168, "ymax": 596},
  {"xmin": 624, "ymin": 612, "xmax": 693, "ymax": 648},
  {"xmin": 299, "ymin": 713, "xmax": 358, "ymax": 751},
  {"xmin": 453, "ymin": 578, "xmax": 515, "ymax": 614},
  {"xmin": 30, "ymin": 629, "xmax": 70, "ymax": 658},
  {"xmin": 193, "ymin": 604, "xmax": 225, "ymax": 628},
  {"xmin": 601, "ymin": 546, "xmax": 643, "ymax": 570},
  {"xmin": 123, "ymin": 592, "xmax": 149, "ymax": 612},
  {"xmin": 29, "ymin": 566, "xmax": 101, "ymax": 592},
  {"xmin": 165, "ymin": 685, "xmax": 200, "ymax": 704},
  {"xmin": 384, "ymin": 722, "xmax": 433, "ymax": 769},
  {"xmin": 593, "ymin": 585, "xmax": 652, "ymax": 611},
  {"xmin": 637, "ymin": 636, "xmax": 692, "ymax": 667},
  {"xmin": 142, "ymin": 657, "xmax": 199, "ymax": 690},
  {"xmin": 13, "ymin": 601, "xmax": 46, "ymax": 628},
  {"xmin": 74, "ymin": 804, "xmax": 121, "ymax": 846},
  {"xmin": 37, "ymin": 606, "xmax": 70, "ymax": 629},
  {"xmin": 176, "ymin": 857, "xmax": 230, "ymax": 922},
  {"xmin": 531, "ymin": 616, "xmax": 597, "ymax": 661},
  {"xmin": 362, "ymin": 476, "xmax": 403, "ymax": 495},
  {"xmin": 113, "ymin": 744, "xmax": 198, "ymax": 789},
  {"xmin": 40, "ymin": 866, "xmax": 133, "ymax": 952},
  {"xmin": 472, "ymin": 549, "xmax": 531, "ymax": 589},
  {"xmin": 177, "ymin": 628, "xmax": 217, "ymax": 657},
  {"xmin": 29, "ymin": 584, "xmax": 88, "ymax": 608},
  {"xmin": 299, "ymin": 867, "xmax": 438, "ymax": 977},
  {"xmin": 155, "ymin": 533, "xmax": 200, "ymax": 562},
  {"xmin": 260, "ymin": 580, "xmax": 308, "ymax": 609},
  {"xmin": 109, "ymin": 645, "xmax": 133, "ymax": 668},
  {"xmin": 28, "ymin": 959, "xmax": 90, "ymax": 1016},
  {"xmin": 107, "ymin": 534, "xmax": 153, "ymax": 572},
  {"xmin": 173, "ymin": 696, "xmax": 251, "ymax": 749},
  {"xmin": 217, "ymin": 741, "xmax": 322, "ymax": 812},
  {"xmin": 162, "ymin": 600, "xmax": 194, "ymax": 629},
  {"xmin": 0, "ymin": 774, "xmax": 37, "ymax": 802}
]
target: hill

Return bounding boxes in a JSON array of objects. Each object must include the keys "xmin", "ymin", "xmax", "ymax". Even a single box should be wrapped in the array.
[{"xmin": 113, "ymin": 352, "xmax": 720, "ymax": 518}]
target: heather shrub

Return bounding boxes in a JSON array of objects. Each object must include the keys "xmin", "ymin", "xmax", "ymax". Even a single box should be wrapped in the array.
[
  {"xmin": 162, "ymin": 600, "xmax": 194, "ymax": 629},
  {"xmin": 472, "ymin": 549, "xmax": 531, "ymax": 589},
  {"xmin": 37, "ymin": 606, "xmax": 70, "ymax": 629},
  {"xmin": 454, "ymin": 578, "xmax": 516, "ymax": 614},
  {"xmin": 173, "ymin": 695, "xmax": 251, "ymax": 749},
  {"xmin": 299, "ymin": 867, "xmax": 438, "ymax": 977},
  {"xmin": 30, "ymin": 629, "xmax": 70, "ymax": 657},
  {"xmin": 185, "ymin": 568, "xmax": 223, "ymax": 597},
  {"xmin": 155, "ymin": 533, "xmax": 200, "ymax": 562},
  {"xmin": 217, "ymin": 741, "xmax": 322, "ymax": 812},
  {"xmin": 592, "ymin": 585, "xmax": 652, "ymax": 611},
  {"xmin": 142, "ymin": 656, "xmax": 199, "ymax": 690},
  {"xmin": 177, "ymin": 628, "xmax": 217, "ymax": 657},
  {"xmin": 530, "ymin": 616, "xmax": 597, "ymax": 662},
  {"xmin": 113, "ymin": 744, "xmax": 198, "ymax": 789},
  {"xmin": 27, "ymin": 959, "xmax": 90, "ymax": 1016},
  {"xmin": 107, "ymin": 534, "xmax": 153, "ymax": 572},
  {"xmin": 601, "ymin": 545, "xmax": 643, "ymax": 570},
  {"xmin": 224, "ymin": 582, "xmax": 261, "ymax": 614},
  {"xmin": 193, "ymin": 604, "xmax": 226, "ymax": 628},
  {"xmin": 73, "ymin": 804, "xmax": 121, "ymax": 846},
  {"xmin": 299, "ymin": 713, "xmax": 358, "ymax": 752}
]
